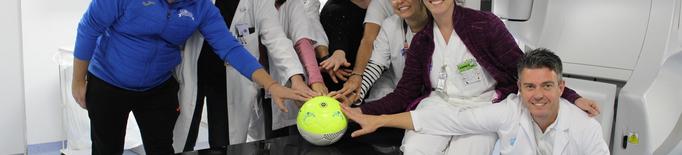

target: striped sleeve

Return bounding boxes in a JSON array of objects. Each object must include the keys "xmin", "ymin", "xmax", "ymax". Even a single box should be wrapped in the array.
[{"xmin": 354, "ymin": 60, "xmax": 386, "ymax": 105}]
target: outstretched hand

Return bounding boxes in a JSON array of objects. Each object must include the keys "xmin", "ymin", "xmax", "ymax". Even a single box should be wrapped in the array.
[
  {"xmin": 329, "ymin": 91, "xmax": 360, "ymax": 107},
  {"xmin": 320, "ymin": 50, "xmax": 351, "ymax": 72},
  {"xmin": 335, "ymin": 75, "xmax": 362, "ymax": 101},
  {"xmin": 320, "ymin": 50, "xmax": 351, "ymax": 83},
  {"xmin": 340, "ymin": 103, "xmax": 381, "ymax": 137},
  {"xmin": 269, "ymin": 84, "xmax": 312, "ymax": 112},
  {"xmin": 310, "ymin": 82, "xmax": 329, "ymax": 95}
]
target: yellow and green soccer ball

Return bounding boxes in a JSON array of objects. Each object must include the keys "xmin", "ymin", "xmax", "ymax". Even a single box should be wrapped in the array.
[{"xmin": 297, "ymin": 96, "xmax": 347, "ymax": 146}]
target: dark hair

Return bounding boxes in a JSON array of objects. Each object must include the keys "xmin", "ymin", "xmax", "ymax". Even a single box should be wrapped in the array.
[{"xmin": 516, "ymin": 48, "xmax": 563, "ymax": 80}]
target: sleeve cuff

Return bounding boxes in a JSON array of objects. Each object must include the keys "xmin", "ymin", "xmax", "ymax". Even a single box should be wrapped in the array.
[
  {"xmin": 74, "ymin": 35, "xmax": 97, "ymax": 61},
  {"xmin": 410, "ymin": 111, "xmax": 422, "ymax": 132},
  {"xmin": 567, "ymin": 94, "xmax": 581, "ymax": 103},
  {"xmin": 360, "ymin": 105, "xmax": 379, "ymax": 115},
  {"xmin": 363, "ymin": 19, "xmax": 383, "ymax": 25},
  {"xmin": 306, "ymin": 71, "xmax": 324, "ymax": 85}
]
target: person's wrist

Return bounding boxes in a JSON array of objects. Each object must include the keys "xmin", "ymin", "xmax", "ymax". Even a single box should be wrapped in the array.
[
  {"xmin": 317, "ymin": 54, "xmax": 332, "ymax": 62},
  {"xmin": 264, "ymin": 81, "xmax": 279, "ymax": 92},
  {"xmin": 73, "ymin": 78, "xmax": 86, "ymax": 84},
  {"xmin": 333, "ymin": 50, "xmax": 346, "ymax": 56},
  {"xmin": 291, "ymin": 74, "xmax": 304, "ymax": 83},
  {"xmin": 351, "ymin": 107, "xmax": 362, "ymax": 114},
  {"xmin": 310, "ymin": 82, "xmax": 324, "ymax": 86},
  {"xmin": 377, "ymin": 115, "xmax": 391, "ymax": 127},
  {"xmin": 349, "ymin": 72, "xmax": 362, "ymax": 78}
]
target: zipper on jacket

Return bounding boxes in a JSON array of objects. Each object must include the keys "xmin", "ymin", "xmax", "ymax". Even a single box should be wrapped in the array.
[
  {"xmin": 166, "ymin": 0, "xmax": 172, "ymax": 19},
  {"xmin": 140, "ymin": 0, "xmax": 171, "ymax": 87},
  {"xmin": 162, "ymin": 0, "xmax": 172, "ymax": 31}
]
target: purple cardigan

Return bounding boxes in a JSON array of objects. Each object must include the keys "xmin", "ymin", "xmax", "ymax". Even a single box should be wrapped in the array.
[{"xmin": 361, "ymin": 5, "xmax": 581, "ymax": 115}]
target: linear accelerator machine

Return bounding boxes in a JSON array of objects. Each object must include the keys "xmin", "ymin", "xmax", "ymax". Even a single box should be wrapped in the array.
[{"xmin": 492, "ymin": 0, "xmax": 682, "ymax": 154}]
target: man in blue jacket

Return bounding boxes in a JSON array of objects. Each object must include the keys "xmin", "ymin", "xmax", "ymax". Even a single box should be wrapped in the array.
[{"xmin": 72, "ymin": 0, "xmax": 310, "ymax": 154}]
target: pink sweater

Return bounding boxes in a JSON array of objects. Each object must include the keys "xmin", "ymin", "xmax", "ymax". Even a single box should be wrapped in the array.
[{"xmin": 294, "ymin": 38, "xmax": 323, "ymax": 85}]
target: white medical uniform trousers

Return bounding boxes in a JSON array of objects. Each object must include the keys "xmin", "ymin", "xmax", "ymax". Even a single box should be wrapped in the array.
[
  {"xmin": 401, "ymin": 95, "xmax": 497, "ymax": 155},
  {"xmin": 225, "ymin": 65, "xmax": 261, "ymax": 144}
]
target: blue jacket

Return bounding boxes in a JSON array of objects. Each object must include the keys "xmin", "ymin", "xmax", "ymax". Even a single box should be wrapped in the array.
[{"xmin": 75, "ymin": 0, "xmax": 262, "ymax": 91}]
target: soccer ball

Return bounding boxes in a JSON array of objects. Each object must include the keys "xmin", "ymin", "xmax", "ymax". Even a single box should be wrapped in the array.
[{"xmin": 297, "ymin": 96, "xmax": 347, "ymax": 146}]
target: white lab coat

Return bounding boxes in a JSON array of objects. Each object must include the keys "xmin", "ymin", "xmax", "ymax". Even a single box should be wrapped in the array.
[
  {"xmin": 411, "ymin": 94, "xmax": 610, "ymax": 155},
  {"xmin": 270, "ymin": 0, "xmax": 316, "ymax": 130},
  {"xmin": 301, "ymin": 0, "xmax": 328, "ymax": 47},
  {"xmin": 365, "ymin": 15, "xmax": 411, "ymax": 102},
  {"xmin": 172, "ymin": 0, "xmax": 304, "ymax": 151},
  {"xmin": 364, "ymin": 0, "xmax": 394, "ymax": 25}
]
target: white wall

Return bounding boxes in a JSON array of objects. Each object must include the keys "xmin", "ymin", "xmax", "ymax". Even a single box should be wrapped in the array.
[
  {"xmin": 21, "ymin": 0, "xmax": 90, "ymax": 144},
  {"xmin": 0, "ymin": 0, "xmax": 27, "ymax": 154}
]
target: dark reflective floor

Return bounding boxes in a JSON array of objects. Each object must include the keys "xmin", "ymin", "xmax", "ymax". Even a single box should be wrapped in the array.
[{"xmin": 178, "ymin": 135, "xmax": 402, "ymax": 155}]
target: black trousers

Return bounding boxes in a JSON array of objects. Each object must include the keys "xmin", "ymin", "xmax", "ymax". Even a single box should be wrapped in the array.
[
  {"xmin": 261, "ymin": 97, "xmax": 300, "ymax": 139},
  {"xmin": 184, "ymin": 43, "xmax": 230, "ymax": 151},
  {"xmin": 86, "ymin": 73, "xmax": 179, "ymax": 155}
]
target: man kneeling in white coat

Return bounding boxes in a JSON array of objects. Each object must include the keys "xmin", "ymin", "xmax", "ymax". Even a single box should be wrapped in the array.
[{"xmin": 342, "ymin": 48, "xmax": 610, "ymax": 155}]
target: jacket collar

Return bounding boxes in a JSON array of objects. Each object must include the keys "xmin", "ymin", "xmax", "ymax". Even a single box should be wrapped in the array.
[
  {"xmin": 519, "ymin": 100, "xmax": 571, "ymax": 155},
  {"xmin": 520, "ymin": 108, "xmax": 539, "ymax": 152},
  {"xmin": 166, "ymin": 0, "xmax": 195, "ymax": 8},
  {"xmin": 552, "ymin": 101, "xmax": 571, "ymax": 155}
]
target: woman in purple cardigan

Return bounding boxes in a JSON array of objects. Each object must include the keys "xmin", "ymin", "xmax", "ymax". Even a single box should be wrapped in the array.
[{"xmin": 343, "ymin": 0, "xmax": 601, "ymax": 154}]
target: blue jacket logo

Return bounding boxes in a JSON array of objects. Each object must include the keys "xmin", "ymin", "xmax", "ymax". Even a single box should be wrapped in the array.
[
  {"xmin": 178, "ymin": 9, "xmax": 195, "ymax": 21},
  {"xmin": 510, "ymin": 137, "xmax": 517, "ymax": 146}
]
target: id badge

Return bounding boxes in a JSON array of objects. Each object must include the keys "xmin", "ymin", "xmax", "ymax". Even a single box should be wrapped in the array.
[
  {"xmin": 457, "ymin": 59, "xmax": 481, "ymax": 85},
  {"xmin": 401, "ymin": 42, "xmax": 409, "ymax": 56},
  {"xmin": 235, "ymin": 23, "xmax": 250, "ymax": 36},
  {"xmin": 436, "ymin": 65, "xmax": 447, "ymax": 92}
]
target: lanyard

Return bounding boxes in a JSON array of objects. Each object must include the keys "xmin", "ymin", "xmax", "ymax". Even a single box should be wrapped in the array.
[{"xmin": 401, "ymin": 20, "xmax": 409, "ymax": 56}]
